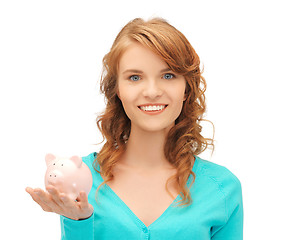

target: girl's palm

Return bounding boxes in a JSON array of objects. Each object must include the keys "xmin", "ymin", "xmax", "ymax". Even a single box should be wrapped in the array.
[{"xmin": 26, "ymin": 185, "xmax": 93, "ymax": 220}]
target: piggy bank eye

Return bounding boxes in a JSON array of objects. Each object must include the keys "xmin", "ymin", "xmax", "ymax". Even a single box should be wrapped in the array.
[
  {"xmin": 53, "ymin": 163, "xmax": 56, "ymax": 166},
  {"xmin": 61, "ymin": 164, "xmax": 64, "ymax": 166}
]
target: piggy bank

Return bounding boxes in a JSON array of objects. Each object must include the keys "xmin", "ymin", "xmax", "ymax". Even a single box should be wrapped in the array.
[{"xmin": 44, "ymin": 154, "xmax": 93, "ymax": 200}]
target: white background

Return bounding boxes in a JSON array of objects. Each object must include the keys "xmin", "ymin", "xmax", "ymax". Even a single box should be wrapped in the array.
[{"xmin": 1, "ymin": 0, "xmax": 291, "ymax": 239}]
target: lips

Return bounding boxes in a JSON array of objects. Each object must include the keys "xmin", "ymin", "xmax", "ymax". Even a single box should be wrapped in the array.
[{"xmin": 138, "ymin": 104, "xmax": 168, "ymax": 112}]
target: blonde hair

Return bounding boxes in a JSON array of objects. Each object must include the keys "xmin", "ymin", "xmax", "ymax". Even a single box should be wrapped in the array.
[{"xmin": 95, "ymin": 17, "xmax": 214, "ymax": 207}]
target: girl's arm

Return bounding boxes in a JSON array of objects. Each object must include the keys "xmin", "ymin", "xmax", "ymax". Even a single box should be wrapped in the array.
[
  {"xmin": 211, "ymin": 200, "xmax": 243, "ymax": 240},
  {"xmin": 60, "ymin": 214, "xmax": 94, "ymax": 240},
  {"xmin": 210, "ymin": 173, "xmax": 243, "ymax": 240}
]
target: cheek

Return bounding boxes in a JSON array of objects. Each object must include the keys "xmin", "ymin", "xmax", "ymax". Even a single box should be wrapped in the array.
[
  {"xmin": 117, "ymin": 83, "xmax": 126, "ymax": 102},
  {"xmin": 168, "ymin": 84, "xmax": 186, "ymax": 101},
  {"xmin": 118, "ymin": 81, "xmax": 139, "ymax": 102},
  {"xmin": 168, "ymin": 83, "xmax": 186, "ymax": 114},
  {"xmin": 118, "ymin": 87, "xmax": 137, "ymax": 117},
  {"xmin": 119, "ymin": 87, "xmax": 132, "ymax": 104}
]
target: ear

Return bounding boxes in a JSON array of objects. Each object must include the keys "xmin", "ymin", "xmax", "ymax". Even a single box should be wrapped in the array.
[
  {"xmin": 69, "ymin": 156, "xmax": 83, "ymax": 168},
  {"xmin": 45, "ymin": 153, "xmax": 56, "ymax": 166}
]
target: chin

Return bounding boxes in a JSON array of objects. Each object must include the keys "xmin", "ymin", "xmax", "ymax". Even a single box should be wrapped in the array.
[{"xmin": 141, "ymin": 123, "xmax": 174, "ymax": 133}]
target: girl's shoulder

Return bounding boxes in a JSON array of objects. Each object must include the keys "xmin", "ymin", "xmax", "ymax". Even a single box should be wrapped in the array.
[
  {"xmin": 81, "ymin": 152, "xmax": 101, "ymax": 178},
  {"xmin": 82, "ymin": 152, "xmax": 105, "ymax": 186},
  {"xmin": 82, "ymin": 152, "xmax": 97, "ymax": 162},
  {"xmin": 194, "ymin": 155, "xmax": 240, "ymax": 181},
  {"xmin": 193, "ymin": 155, "xmax": 242, "ymax": 196},
  {"xmin": 193, "ymin": 156, "xmax": 243, "ymax": 225}
]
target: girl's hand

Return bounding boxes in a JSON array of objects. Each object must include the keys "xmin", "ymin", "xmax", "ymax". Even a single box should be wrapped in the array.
[{"xmin": 25, "ymin": 185, "xmax": 93, "ymax": 220}]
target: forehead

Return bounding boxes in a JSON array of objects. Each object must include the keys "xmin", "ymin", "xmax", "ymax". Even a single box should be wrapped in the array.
[{"xmin": 118, "ymin": 42, "xmax": 169, "ymax": 73}]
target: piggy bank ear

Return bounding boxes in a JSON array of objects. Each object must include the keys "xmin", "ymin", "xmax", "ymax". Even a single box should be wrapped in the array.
[
  {"xmin": 45, "ymin": 153, "xmax": 56, "ymax": 166},
  {"xmin": 70, "ymin": 156, "xmax": 82, "ymax": 168}
]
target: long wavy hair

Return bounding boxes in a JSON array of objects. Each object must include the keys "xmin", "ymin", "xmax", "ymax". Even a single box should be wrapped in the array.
[{"xmin": 95, "ymin": 17, "xmax": 214, "ymax": 207}]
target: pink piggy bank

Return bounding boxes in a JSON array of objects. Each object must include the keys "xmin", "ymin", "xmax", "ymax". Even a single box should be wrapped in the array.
[{"xmin": 44, "ymin": 153, "xmax": 93, "ymax": 200}]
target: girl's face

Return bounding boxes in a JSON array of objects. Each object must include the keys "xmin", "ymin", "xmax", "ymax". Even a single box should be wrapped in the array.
[{"xmin": 117, "ymin": 42, "xmax": 186, "ymax": 133}]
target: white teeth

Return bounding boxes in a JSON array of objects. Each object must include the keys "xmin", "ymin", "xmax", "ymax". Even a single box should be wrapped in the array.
[{"xmin": 140, "ymin": 105, "xmax": 166, "ymax": 111}]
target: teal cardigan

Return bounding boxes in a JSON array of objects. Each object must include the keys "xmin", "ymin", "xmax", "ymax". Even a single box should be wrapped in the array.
[{"xmin": 61, "ymin": 152, "xmax": 243, "ymax": 239}]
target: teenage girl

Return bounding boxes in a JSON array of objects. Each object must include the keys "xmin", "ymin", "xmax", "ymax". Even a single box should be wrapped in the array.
[{"xmin": 26, "ymin": 17, "xmax": 243, "ymax": 240}]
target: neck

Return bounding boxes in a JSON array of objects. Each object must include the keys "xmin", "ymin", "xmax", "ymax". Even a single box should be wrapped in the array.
[{"xmin": 120, "ymin": 123, "xmax": 174, "ymax": 170}]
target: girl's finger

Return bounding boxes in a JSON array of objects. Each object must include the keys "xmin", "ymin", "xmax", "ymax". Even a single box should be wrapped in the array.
[
  {"xmin": 59, "ymin": 193, "xmax": 76, "ymax": 209},
  {"xmin": 34, "ymin": 188, "xmax": 54, "ymax": 207},
  {"xmin": 78, "ymin": 191, "xmax": 89, "ymax": 209},
  {"xmin": 25, "ymin": 187, "xmax": 33, "ymax": 194},
  {"xmin": 27, "ymin": 187, "xmax": 44, "ymax": 205},
  {"xmin": 26, "ymin": 188, "xmax": 52, "ymax": 212},
  {"xmin": 77, "ymin": 191, "xmax": 93, "ymax": 220},
  {"xmin": 26, "ymin": 187, "xmax": 41, "ymax": 203},
  {"xmin": 46, "ymin": 186, "xmax": 63, "ymax": 205}
]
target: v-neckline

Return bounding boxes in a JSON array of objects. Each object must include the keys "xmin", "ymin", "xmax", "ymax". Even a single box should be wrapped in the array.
[
  {"xmin": 105, "ymin": 183, "xmax": 181, "ymax": 228},
  {"xmin": 93, "ymin": 152, "xmax": 199, "ymax": 229}
]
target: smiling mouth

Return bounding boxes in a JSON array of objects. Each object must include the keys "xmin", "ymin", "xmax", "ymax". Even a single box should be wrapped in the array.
[{"xmin": 138, "ymin": 105, "xmax": 168, "ymax": 112}]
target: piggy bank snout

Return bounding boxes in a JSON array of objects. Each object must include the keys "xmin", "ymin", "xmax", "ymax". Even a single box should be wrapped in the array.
[{"xmin": 46, "ymin": 170, "xmax": 63, "ymax": 184}]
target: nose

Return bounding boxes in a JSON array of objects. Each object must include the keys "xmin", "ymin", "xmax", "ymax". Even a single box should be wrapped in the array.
[
  {"xmin": 49, "ymin": 173, "xmax": 57, "ymax": 178},
  {"xmin": 142, "ymin": 79, "xmax": 163, "ymax": 99},
  {"xmin": 47, "ymin": 170, "xmax": 62, "ymax": 184}
]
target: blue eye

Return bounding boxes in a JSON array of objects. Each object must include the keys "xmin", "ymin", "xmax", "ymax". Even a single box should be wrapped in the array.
[
  {"xmin": 129, "ymin": 75, "xmax": 140, "ymax": 81},
  {"xmin": 163, "ymin": 73, "xmax": 175, "ymax": 79}
]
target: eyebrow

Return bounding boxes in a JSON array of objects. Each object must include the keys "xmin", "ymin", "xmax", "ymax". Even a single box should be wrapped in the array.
[{"xmin": 122, "ymin": 68, "xmax": 172, "ymax": 74}]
